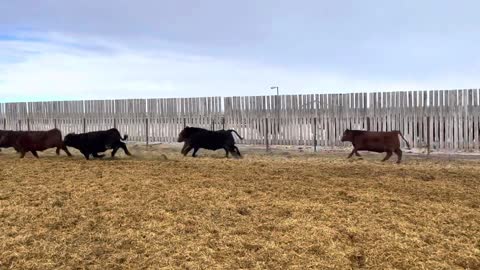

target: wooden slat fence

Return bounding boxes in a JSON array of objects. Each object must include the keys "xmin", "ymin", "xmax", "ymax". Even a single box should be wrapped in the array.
[
  {"xmin": 1, "ymin": 89, "xmax": 480, "ymax": 152},
  {"xmin": 147, "ymin": 97, "xmax": 222, "ymax": 143}
]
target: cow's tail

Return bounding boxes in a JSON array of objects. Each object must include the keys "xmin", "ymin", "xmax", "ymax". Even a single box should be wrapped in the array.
[
  {"xmin": 228, "ymin": 129, "xmax": 243, "ymax": 140},
  {"xmin": 398, "ymin": 131, "xmax": 411, "ymax": 149},
  {"xmin": 122, "ymin": 134, "xmax": 129, "ymax": 141}
]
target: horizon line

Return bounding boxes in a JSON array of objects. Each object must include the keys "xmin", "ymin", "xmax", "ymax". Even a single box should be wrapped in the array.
[{"xmin": 1, "ymin": 87, "xmax": 479, "ymax": 104}]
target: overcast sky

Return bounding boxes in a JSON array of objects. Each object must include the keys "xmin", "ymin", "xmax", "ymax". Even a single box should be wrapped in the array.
[{"xmin": 1, "ymin": 0, "xmax": 480, "ymax": 102}]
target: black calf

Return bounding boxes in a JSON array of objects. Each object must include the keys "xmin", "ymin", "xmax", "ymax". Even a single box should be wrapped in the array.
[
  {"xmin": 64, "ymin": 128, "xmax": 131, "ymax": 160},
  {"xmin": 177, "ymin": 127, "xmax": 243, "ymax": 158}
]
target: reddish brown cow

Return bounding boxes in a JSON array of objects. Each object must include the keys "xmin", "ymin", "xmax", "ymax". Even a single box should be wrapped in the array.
[
  {"xmin": 341, "ymin": 129, "xmax": 410, "ymax": 163},
  {"xmin": 0, "ymin": 128, "xmax": 72, "ymax": 158}
]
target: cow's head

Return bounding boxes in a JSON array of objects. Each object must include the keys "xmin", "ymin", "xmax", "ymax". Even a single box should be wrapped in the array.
[
  {"xmin": 178, "ymin": 126, "xmax": 205, "ymax": 142},
  {"xmin": 177, "ymin": 126, "xmax": 192, "ymax": 142},
  {"xmin": 341, "ymin": 129, "xmax": 354, "ymax": 142},
  {"xmin": 63, "ymin": 133, "xmax": 77, "ymax": 146},
  {"xmin": 0, "ymin": 132, "xmax": 7, "ymax": 146}
]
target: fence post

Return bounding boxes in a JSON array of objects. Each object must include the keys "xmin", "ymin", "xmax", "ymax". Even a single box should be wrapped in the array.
[
  {"xmin": 222, "ymin": 117, "xmax": 225, "ymax": 130},
  {"xmin": 27, "ymin": 118, "xmax": 30, "ymax": 131},
  {"xmin": 265, "ymin": 118, "xmax": 270, "ymax": 152},
  {"xmin": 427, "ymin": 116, "xmax": 431, "ymax": 156},
  {"xmin": 326, "ymin": 120, "xmax": 330, "ymax": 147},
  {"xmin": 17, "ymin": 120, "xmax": 21, "ymax": 131},
  {"xmin": 83, "ymin": 118, "xmax": 86, "ymax": 133},
  {"xmin": 211, "ymin": 119, "xmax": 215, "ymax": 131},
  {"xmin": 313, "ymin": 117, "xmax": 317, "ymax": 152},
  {"xmin": 54, "ymin": 118, "xmax": 57, "ymax": 129},
  {"xmin": 183, "ymin": 118, "xmax": 186, "ymax": 128},
  {"xmin": 3, "ymin": 118, "xmax": 6, "ymax": 130},
  {"xmin": 146, "ymin": 117, "xmax": 149, "ymax": 146},
  {"xmin": 113, "ymin": 118, "xmax": 117, "ymax": 129},
  {"xmin": 367, "ymin": 117, "xmax": 371, "ymax": 131}
]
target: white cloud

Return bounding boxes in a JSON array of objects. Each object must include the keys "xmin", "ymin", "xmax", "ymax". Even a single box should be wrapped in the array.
[{"xmin": 0, "ymin": 32, "xmax": 478, "ymax": 102}]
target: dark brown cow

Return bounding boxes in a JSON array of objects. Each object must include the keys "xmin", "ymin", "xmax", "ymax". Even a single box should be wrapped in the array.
[
  {"xmin": 341, "ymin": 129, "xmax": 410, "ymax": 163},
  {"xmin": 0, "ymin": 128, "xmax": 72, "ymax": 158}
]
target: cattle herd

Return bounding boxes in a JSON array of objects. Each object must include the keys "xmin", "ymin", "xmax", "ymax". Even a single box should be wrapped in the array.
[{"xmin": 0, "ymin": 126, "xmax": 411, "ymax": 163}]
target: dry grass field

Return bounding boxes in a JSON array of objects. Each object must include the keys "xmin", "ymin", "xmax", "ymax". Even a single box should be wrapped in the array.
[{"xmin": 0, "ymin": 145, "xmax": 479, "ymax": 269}]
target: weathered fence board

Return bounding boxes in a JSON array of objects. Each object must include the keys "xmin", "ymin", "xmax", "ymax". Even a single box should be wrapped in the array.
[{"xmin": 1, "ymin": 89, "xmax": 480, "ymax": 151}]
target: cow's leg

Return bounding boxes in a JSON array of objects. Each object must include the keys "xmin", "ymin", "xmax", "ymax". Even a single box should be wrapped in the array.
[
  {"xmin": 19, "ymin": 151, "xmax": 26, "ymax": 158},
  {"xmin": 347, "ymin": 148, "xmax": 356, "ymax": 158},
  {"xmin": 81, "ymin": 151, "xmax": 90, "ymax": 160},
  {"xmin": 381, "ymin": 151, "xmax": 393, "ymax": 162},
  {"xmin": 31, "ymin": 151, "xmax": 39, "ymax": 158},
  {"xmin": 111, "ymin": 147, "xmax": 119, "ymax": 157},
  {"xmin": 394, "ymin": 149, "xmax": 403, "ymax": 164},
  {"xmin": 119, "ymin": 142, "xmax": 132, "ymax": 156},
  {"xmin": 354, "ymin": 150, "xmax": 362, "ymax": 157},
  {"xmin": 224, "ymin": 147, "xmax": 229, "ymax": 157},
  {"xmin": 234, "ymin": 146, "xmax": 242, "ymax": 158},
  {"xmin": 183, "ymin": 145, "xmax": 193, "ymax": 156},
  {"xmin": 110, "ymin": 142, "xmax": 130, "ymax": 157},
  {"xmin": 192, "ymin": 147, "xmax": 199, "ymax": 157},
  {"xmin": 181, "ymin": 143, "xmax": 188, "ymax": 155},
  {"xmin": 56, "ymin": 147, "xmax": 61, "ymax": 155},
  {"xmin": 229, "ymin": 146, "xmax": 240, "ymax": 159},
  {"xmin": 61, "ymin": 144, "xmax": 72, "ymax": 156}
]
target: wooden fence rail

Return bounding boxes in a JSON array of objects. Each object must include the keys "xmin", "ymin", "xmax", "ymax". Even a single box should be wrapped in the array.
[{"xmin": 1, "ymin": 89, "xmax": 480, "ymax": 152}]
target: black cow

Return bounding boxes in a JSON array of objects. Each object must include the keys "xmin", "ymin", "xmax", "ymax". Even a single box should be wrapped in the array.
[
  {"xmin": 0, "ymin": 129, "xmax": 72, "ymax": 158},
  {"xmin": 64, "ymin": 128, "xmax": 132, "ymax": 160},
  {"xmin": 341, "ymin": 129, "xmax": 410, "ymax": 163},
  {"xmin": 177, "ymin": 126, "xmax": 243, "ymax": 158}
]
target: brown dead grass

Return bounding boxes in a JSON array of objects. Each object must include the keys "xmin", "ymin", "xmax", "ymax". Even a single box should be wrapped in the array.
[{"xmin": 0, "ymin": 146, "xmax": 479, "ymax": 269}]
